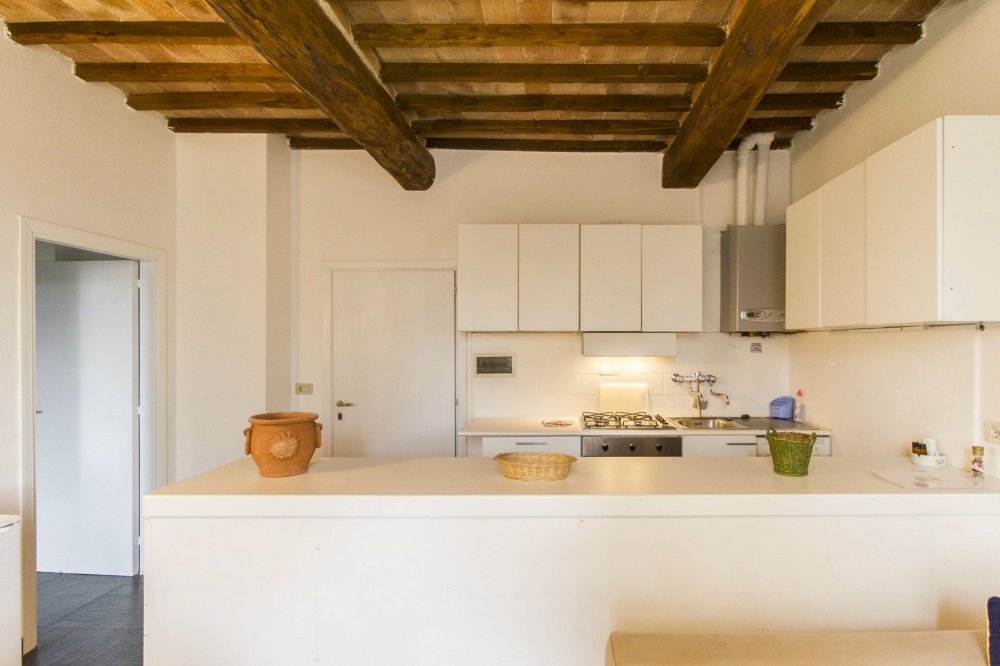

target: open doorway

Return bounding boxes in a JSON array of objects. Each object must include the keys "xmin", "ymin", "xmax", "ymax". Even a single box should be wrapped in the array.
[
  {"xmin": 34, "ymin": 242, "xmax": 147, "ymax": 575},
  {"xmin": 19, "ymin": 216, "xmax": 168, "ymax": 654}
]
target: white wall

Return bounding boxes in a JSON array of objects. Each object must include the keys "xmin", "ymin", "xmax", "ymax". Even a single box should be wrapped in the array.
[
  {"xmin": 788, "ymin": 0, "xmax": 1000, "ymax": 466},
  {"xmin": 294, "ymin": 149, "xmax": 791, "ymax": 430},
  {"xmin": 175, "ymin": 134, "xmax": 295, "ymax": 479},
  {"xmin": 0, "ymin": 31, "xmax": 176, "ymax": 651}
]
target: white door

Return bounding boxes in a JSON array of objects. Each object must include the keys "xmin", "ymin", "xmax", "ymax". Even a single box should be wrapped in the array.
[
  {"xmin": 35, "ymin": 260, "xmax": 138, "ymax": 575},
  {"xmin": 331, "ymin": 270, "xmax": 456, "ymax": 457}
]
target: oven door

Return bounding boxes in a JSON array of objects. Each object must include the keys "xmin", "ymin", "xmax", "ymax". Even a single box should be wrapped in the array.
[{"xmin": 583, "ymin": 436, "xmax": 681, "ymax": 457}]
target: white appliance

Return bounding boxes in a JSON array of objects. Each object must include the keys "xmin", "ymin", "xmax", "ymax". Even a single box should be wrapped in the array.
[{"xmin": 0, "ymin": 515, "xmax": 21, "ymax": 666}]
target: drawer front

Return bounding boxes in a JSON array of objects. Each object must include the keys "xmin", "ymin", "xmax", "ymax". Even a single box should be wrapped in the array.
[
  {"xmin": 682, "ymin": 435, "xmax": 758, "ymax": 457},
  {"xmin": 482, "ymin": 436, "xmax": 582, "ymax": 458},
  {"xmin": 756, "ymin": 435, "xmax": 831, "ymax": 457}
]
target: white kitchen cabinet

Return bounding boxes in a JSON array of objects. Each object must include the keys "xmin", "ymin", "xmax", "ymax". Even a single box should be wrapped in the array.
[
  {"xmin": 580, "ymin": 225, "xmax": 642, "ymax": 331},
  {"xmin": 866, "ymin": 116, "xmax": 1000, "ymax": 325},
  {"xmin": 682, "ymin": 435, "xmax": 758, "ymax": 457},
  {"xmin": 481, "ymin": 436, "xmax": 582, "ymax": 457},
  {"xmin": 457, "ymin": 225, "xmax": 518, "ymax": 332},
  {"xmin": 820, "ymin": 163, "xmax": 867, "ymax": 328},
  {"xmin": 785, "ymin": 189, "xmax": 822, "ymax": 330},
  {"xmin": 642, "ymin": 225, "xmax": 702, "ymax": 332},
  {"xmin": 785, "ymin": 163, "xmax": 867, "ymax": 331},
  {"xmin": 518, "ymin": 224, "xmax": 579, "ymax": 331}
]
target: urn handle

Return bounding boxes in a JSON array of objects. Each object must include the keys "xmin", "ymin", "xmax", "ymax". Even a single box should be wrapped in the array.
[
  {"xmin": 243, "ymin": 426, "xmax": 253, "ymax": 455},
  {"xmin": 314, "ymin": 422, "xmax": 323, "ymax": 449}
]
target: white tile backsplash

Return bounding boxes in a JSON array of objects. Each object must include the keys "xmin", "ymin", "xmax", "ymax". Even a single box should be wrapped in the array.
[
  {"xmin": 468, "ymin": 332, "xmax": 789, "ymax": 420},
  {"xmin": 788, "ymin": 327, "xmax": 980, "ymax": 464}
]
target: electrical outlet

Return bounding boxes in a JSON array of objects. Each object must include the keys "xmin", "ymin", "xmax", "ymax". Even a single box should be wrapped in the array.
[
  {"xmin": 295, "ymin": 383, "xmax": 313, "ymax": 395},
  {"xmin": 985, "ymin": 420, "xmax": 1000, "ymax": 444}
]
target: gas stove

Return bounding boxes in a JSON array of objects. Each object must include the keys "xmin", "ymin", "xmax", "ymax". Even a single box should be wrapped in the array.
[{"xmin": 580, "ymin": 411, "xmax": 673, "ymax": 430}]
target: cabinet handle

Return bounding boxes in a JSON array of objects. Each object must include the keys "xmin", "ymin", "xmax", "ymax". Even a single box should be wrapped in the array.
[
  {"xmin": 727, "ymin": 442, "xmax": 756, "ymax": 446},
  {"xmin": 516, "ymin": 442, "xmax": 546, "ymax": 446}
]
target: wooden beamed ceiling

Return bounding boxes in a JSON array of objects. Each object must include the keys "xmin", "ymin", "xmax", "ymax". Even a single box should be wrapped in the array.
[{"xmin": 0, "ymin": 0, "xmax": 945, "ymax": 190}]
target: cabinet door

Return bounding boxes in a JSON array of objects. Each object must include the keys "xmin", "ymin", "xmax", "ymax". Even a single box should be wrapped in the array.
[
  {"xmin": 519, "ymin": 224, "xmax": 579, "ymax": 331},
  {"xmin": 785, "ymin": 189, "xmax": 822, "ymax": 330},
  {"xmin": 641, "ymin": 225, "xmax": 702, "ymax": 332},
  {"xmin": 457, "ymin": 225, "xmax": 518, "ymax": 331},
  {"xmin": 865, "ymin": 120, "xmax": 940, "ymax": 326},
  {"xmin": 580, "ymin": 225, "xmax": 642, "ymax": 331},
  {"xmin": 682, "ymin": 435, "xmax": 758, "ymax": 457},
  {"xmin": 941, "ymin": 116, "xmax": 1000, "ymax": 322},
  {"xmin": 820, "ymin": 162, "xmax": 867, "ymax": 328},
  {"xmin": 481, "ymin": 436, "xmax": 582, "ymax": 457}
]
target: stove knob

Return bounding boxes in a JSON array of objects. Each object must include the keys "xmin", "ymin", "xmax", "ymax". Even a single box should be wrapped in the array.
[
  {"xmin": 656, "ymin": 444, "xmax": 663, "ymax": 452},
  {"xmin": 602, "ymin": 443, "xmax": 609, "ymax": 452},
  {"xmin": 628, "ymin": 443, "xmax": 636, "ymax": 452}
]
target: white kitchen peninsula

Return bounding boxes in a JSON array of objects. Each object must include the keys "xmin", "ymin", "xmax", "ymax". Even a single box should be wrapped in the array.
[{"xmin": 144, "ymin": 457, "xmax": 1000, "ymax": 666}]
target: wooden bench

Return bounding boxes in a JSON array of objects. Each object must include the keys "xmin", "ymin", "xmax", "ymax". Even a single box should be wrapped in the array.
[{"xmin": 606, "ymin": 630, "xmax": 989, "ymax": 665}]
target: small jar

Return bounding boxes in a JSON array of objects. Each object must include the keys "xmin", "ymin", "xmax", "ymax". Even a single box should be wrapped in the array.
[{"xmin": 972, "ymin": 446, "xmax": 986, "ymax": 487}]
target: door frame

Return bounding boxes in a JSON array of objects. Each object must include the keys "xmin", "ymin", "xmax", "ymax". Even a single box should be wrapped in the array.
[
  {"xmin": 18, "ymin": 216, "xmax": 169, "ymax": 651},
  {"xmin": 322, "ymin": 261, "xmax": 466, "ymax": 457}
]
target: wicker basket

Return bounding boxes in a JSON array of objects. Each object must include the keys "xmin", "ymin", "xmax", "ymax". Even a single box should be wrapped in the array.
[
  {"xmin": 766, "ymin": 427, "xmax": 817, "ymax": 477},
  {"xmin": 494, "ymin": 452, "xmax": 577, "ymax": 481}
]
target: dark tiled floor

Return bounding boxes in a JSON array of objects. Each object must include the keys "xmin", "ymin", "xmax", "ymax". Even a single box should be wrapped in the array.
[{"xmin": 24, "ymin": 573, "xmax": 143, "ymax": 666}]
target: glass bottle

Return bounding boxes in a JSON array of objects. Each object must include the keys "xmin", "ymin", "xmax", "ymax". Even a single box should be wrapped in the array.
[{"xmin": 972, "ymin": 446, "xmax": 985, "ymax": 487}]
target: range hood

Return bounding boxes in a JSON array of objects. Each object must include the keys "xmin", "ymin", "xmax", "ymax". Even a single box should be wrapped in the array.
[{"xmin": 720, "ymin": 225, "xmax": 786, "ymax": 333}]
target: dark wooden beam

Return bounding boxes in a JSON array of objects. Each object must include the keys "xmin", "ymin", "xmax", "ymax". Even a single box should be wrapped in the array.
[
  {"xmin": 127, "ymin": 91, "xmax": 316, "ymax": 111},
  {"xmin": 381, "ymin": 62, "xmax": 707, "ymax": 84},
  {"xmin": 75, "ymin": 62, "xmax": 286, "ymax": 83},
  {"xmin": 168, "ymin": 118, "xmax": 339, "ymax": 133},
  {"xmin": 742, "ymin": 117, "xmax": 814, "ymax": 133},
  {"xmin": 412, "ymin": 119, "xmax": 681, "ymax": 136},
  {"xmin": 289, "ymin": 137, "xmax": 362, "ymax": 150},
  {"xmin": 353, "ymin": 23, "xmax": 725, "ymax": 48},
  {"xmin": 755, "ymin": 93, "xmax": 842, "ymax": 110},
  {"xmin": 6, "ymin": 21, "xmax": 242, "ymax": 45},
  {"xmin": 661, "ymin": 0, "xmax": 836, "ymax": 188},
  {"xmin": 204, "ymin": 0, "xmax": 435, "ymax": 190},
  {"xmin": 398, "ymin": 94, "xmax": 690, "ymax": 113},
  {"xmin": 428, "ymin": 139, "xmax": 668, "ymax": 153},
  {"xmin": 777, "ymin": 61, "xmax": 878, "ymax": 81},
  {"xmin": 803, "ymin": 21, "xmax": 922, "ymax": 46},
  {"xmin": 396, "ymin": 92, "xmax": 838, "ymax": 114},
  {"xmin": 411, "ymin": 117, "xmax": 811, "ymax": 137}
]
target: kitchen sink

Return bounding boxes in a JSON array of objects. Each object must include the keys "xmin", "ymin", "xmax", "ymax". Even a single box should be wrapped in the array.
[{"xmin": 670, "ymin": 418, "xmax": 744, "ymax": 429}]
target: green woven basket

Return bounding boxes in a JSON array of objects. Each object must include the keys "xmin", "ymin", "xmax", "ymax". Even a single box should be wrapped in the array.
[{"xmin": 766, "ymin": 427, "xmax": 817, "ymax": 477}]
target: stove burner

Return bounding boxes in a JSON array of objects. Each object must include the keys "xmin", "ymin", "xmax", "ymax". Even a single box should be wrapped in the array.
[{"xmin": 581, "ymin": 411, "xmax": 666, "ymax": 429}]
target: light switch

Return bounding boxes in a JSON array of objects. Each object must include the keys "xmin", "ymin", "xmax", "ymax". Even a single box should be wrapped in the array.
[{"xmin": 295, "ymin": 383, "xmax": 313, "ymax": 395}]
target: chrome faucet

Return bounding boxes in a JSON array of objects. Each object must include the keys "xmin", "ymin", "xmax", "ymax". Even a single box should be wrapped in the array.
[{"xmin": 671, "ymin": 372, "xmax": 728, "ymax": 417}]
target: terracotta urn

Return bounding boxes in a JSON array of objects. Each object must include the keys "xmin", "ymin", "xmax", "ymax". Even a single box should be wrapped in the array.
[{"xmin": 244, "ymin": 412, "xmax": 322, "ymax": 477}]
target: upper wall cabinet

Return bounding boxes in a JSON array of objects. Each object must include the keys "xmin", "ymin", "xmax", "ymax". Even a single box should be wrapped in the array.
[
  {"xmin": 866, "ymin": 116, "xmax": 1000, "ymax": 325},
  {"xmin": 642, "ymin": 225, "xmax": 703, "ymax": 332},
  {"xmin": 457, "ymin": 224, "xmax": 580, "ymax": 332},
  {"xmin": 580, "ymin": 225, "xmax": 642, "ymax": 332},
  {"xmin": 457, "ymin": 224, "xmax": 518, "ymax": 332},
  {"xmin": 580, "ymin": 224, "xmax": 703, "ymax": 332},
  {"xmin": 519, "ymin": 224, "xmax": 579, "ymax": 332},
  {"xmin": 785, "ymin": 162, "xmax": 866, "ymax": 330}
]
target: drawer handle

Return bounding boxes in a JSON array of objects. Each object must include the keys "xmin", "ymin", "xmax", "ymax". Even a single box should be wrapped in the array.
[
  {"xmin": 727, "ymin": 442, "xmax": 756, "ymax": 446},
  {"xmin": 516, "ymin": 442, "xmax": 546, "ymax": 446}
]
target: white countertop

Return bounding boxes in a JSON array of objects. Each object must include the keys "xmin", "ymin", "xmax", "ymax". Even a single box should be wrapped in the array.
[
  {"xmin": 459, "ymin": 416, "xmax": 830, "ymax": 436},
  {"xmin": 144, "ymin": 456, "xmax": 998, "ymax": 519}
]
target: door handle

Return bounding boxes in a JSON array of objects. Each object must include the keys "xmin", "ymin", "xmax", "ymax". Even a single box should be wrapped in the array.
[{"xmin": 336, "ymin": 400, "xmax": 354, "ymax": 407}]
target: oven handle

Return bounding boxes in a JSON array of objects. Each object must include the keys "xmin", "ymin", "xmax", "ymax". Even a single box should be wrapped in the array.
[{"xmin": 515, "ymin": 441, "xmax": 547, "ymax": 446}]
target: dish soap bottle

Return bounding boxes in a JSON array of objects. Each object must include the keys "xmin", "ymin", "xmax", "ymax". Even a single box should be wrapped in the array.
[
  {"xmin": 972, "ymin": 446, "xmax": 985, "ymax": 487},
  {"xmin": 793, "ymin": 389, "xmax": 805, "ymax": 423}
]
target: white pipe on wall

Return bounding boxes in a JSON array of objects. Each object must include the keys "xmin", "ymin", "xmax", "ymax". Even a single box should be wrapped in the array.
[
  {"xmin": 735, "ymin": 132, "xmax": 776, "ymax": 225},
  {"xmin": 752, "ymin": 132, "xmax": 775, "ymax": 225}
]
